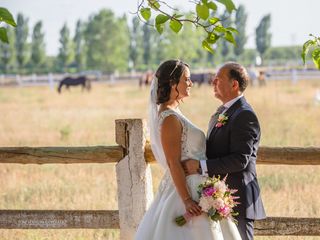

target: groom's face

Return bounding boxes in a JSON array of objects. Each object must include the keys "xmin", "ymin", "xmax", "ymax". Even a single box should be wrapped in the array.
[{"xmin": 212, "ymin": 67, "xmax": 234, "ymax": 103}]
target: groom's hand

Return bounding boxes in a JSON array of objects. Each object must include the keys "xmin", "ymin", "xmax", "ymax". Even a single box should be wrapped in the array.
[{"xmin": 182, "ymin": 159, "xmax": 200, "ymax": 176}]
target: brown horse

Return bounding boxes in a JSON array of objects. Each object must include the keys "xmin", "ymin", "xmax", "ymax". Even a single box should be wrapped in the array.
[{"xmin": 57, "ymin": 76, "xmax": 91, "ymax": 93}]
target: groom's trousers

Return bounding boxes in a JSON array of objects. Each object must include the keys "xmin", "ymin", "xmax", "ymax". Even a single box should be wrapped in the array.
[{"xmin": 237, "ymin": 218, "xmax": 254, "ymax": 240}]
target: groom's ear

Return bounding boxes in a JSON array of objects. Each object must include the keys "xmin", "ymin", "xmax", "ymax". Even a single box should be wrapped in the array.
[{"xmin": 232, "ymin": 79, "xmax": 239, "ymax": 90}]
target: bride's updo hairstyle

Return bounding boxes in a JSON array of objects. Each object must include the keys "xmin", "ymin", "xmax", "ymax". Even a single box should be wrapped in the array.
[{"xmin": 155, "ymin": 59, "xmax": 189, "ymax": 104}]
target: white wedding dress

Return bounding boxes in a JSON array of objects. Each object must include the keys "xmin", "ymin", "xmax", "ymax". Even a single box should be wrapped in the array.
[{"xmin": 135, "ymin": 109, "xmax": 241, "ymax": 240}]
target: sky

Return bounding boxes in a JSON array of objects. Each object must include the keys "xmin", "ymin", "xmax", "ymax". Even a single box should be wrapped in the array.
[{"xmin": 2, "ymin": 0, "xmax": 319, "ymax": 56}]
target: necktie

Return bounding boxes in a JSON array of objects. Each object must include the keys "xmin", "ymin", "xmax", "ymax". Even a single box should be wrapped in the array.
[{"xmin": 207, "ymin": 105, "xmax": 226, "ymax": 137}]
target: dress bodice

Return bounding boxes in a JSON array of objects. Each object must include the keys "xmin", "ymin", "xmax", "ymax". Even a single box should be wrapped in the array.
[{"xmin": 159, "ymin": 109, "xmax": 207, "ymax": 162}]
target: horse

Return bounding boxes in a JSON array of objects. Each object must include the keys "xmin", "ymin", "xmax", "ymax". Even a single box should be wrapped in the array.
[
  {"xmin": 139, "ymin": 71, "xmax": 153, "ymax": 88},
  {"xmin": 190, "ymin": 73, "xmax": 214, "ymax": 87},
  {"xmin": 57, "ymin": 76, "xmax": 91, "ymax": 94}
]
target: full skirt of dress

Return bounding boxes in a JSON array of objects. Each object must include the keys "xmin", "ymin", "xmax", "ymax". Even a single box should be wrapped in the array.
[{"xmin": 134, "ymin": 172, "xmax": 241, "ymax": 240}]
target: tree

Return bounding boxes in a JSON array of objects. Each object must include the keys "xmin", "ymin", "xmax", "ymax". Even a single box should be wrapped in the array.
[
  {"xmin": 234, "ymin": 4, "xmax": 247, "ymax": 58},
  {"xmin": 31, "ymin": 21, "xmax": 46, "ymax": 71},
  {"xmin": 0, "ymin": 7, "xmax": 16, "ymax": 43},
  {"xmin": 15, "ymin": 13, "xmax": 29, "ymax": 70},
  {"xmin": 73, "ymin": 20, "xmax": 86, "ymax": 71},
  {"xmin": 255, "ymin": 14, "xmax": 271, "ymax": 64},
  {"xmin": 57, "ymin": 23, "xmax": 74, "ymax": 71},
  {"xmin": 142, "ymin": 21, "xmax": 152, "ymax": 68},
  {"xmin": 84, "ymin": 9, "xmax": 129, "ymax": 72},
  {"xmin": 220, "ymin": 9, "xmax": 232, "ymax": 60},
  {"xmin": 129, "ymin": 16, "xmax": 144, "ymax": 71},
  {"xmin": 162, "ymin": 12, "xmax": 204, "ymax": 66},
  {"xmin": 0, "ymin": 27, "xmax": 15, "ymax": 73}
]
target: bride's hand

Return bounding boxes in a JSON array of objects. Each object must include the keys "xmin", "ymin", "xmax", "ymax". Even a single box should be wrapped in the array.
[{"xmin": 183, "ymin": 197, "xmax": 202, "ymax": 216}]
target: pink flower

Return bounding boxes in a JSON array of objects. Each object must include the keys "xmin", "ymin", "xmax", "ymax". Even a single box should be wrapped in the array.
[
  {"xmin": 218, "ymin": 206, "xmax": 231, "ymax": 217},
  {"xmin": 215, "ymin": 122, "xmax": 223, "ymax": 128},
  {"xmin": 203, "ymin": 187, "xmax": 216, "ymax": 196}
]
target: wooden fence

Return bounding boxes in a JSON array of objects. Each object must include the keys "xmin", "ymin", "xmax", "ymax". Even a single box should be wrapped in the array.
[{"xmin": 0, "ymin": 119, "xmax": 319, "ymax": 239}]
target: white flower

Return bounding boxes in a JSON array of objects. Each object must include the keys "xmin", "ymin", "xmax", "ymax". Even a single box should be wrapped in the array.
[
  {"xmin": 199, "ymin": 196, "xmax": 213, "ymax": 212},
  {"xmin": 214, "ymin": 181, "xmax": 227, "ymax": 193},
  {"xmin": 212, "ymin": 198, "xmax": 225, "ymax": 210}
]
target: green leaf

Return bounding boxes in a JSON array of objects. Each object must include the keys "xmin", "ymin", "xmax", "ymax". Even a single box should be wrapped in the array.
[
  {"xmin": 0, "ymin": 27, "xmax": 9, "ymax": 43},
  {"xmin": 202, "ymin": 39, "xmax": 215, "ymax": 54},
  {"xmin": 0, "ymin": 7, "xmax": 17, "ymax": 27},
  {"xmin": 169, "ymin": 19, "xmax": 182, "ymax": 33},
  {"xmin": 216, "ymin": 0, "xmax": 237, "ymax": 13},
  {"xmin": 155, "ymin": 23, "xmax": 164, "ymax": 34},
  {"xmin": 224, "ymin": 31, "xmax": 236, "ymax": 45},
  {"xmin": 173, "ymin": 14, "xmax": 184, "ymax": 19},
  {"xmin": 209, "ymin": 17, "xmax": 219, "ymax": 25},
  {"xmin": 140, "ymin": 7, "xmax": 151, "ymax": 21},
  {"xmin": 148, "ymin": 0, "xmax": 160, "ymax": 10},
  {"xmin": 155, "ymin": 14, "xmax": 169, "ymax": 25},
  {"xmin": 214, "ymin": 25, "xmax": 226, "ymax": 33},
  {"xmin": 312, "ymin": 48, "xmax": 320, "ymax": 69},
  {"xmin": 206, "ymin": 32, "xmax": 219, "ymax": 44},
  {"xmin": 196, "ymin": 4, "xmax": 209, "ymax": 20},
  {"xmin": 207, "ymin": 1, "xmax": 217, "ymax": 10},
  {"xmin": 301, "ymin": 39, "xmax": 315, "ymax": 64},
  {"xmin": 202, "ymin": 0, "xmax": 208, "ymax": 4},
  {"xmin": 226, "ymin": 27, "xmax": 238, "ymax": 34}
]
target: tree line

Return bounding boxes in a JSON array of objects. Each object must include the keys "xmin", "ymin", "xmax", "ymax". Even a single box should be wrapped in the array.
[{"xmin": 0, "ymin": 6, "xmax": 303, "ymax": 74}]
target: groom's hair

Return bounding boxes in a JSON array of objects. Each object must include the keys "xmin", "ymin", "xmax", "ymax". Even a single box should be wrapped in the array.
[{"xmin": 223, "ymin": 62, "xmax": 249, "ymax": 92}]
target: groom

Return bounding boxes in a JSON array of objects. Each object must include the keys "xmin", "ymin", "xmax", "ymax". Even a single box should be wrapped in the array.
[{"xmin": 183, "ymin": 62, "xmax": 266, "ymax": 240}]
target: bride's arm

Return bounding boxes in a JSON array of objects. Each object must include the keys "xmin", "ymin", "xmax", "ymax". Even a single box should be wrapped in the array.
[{"xmin": 161, "ymin": 115, "xmax": 201, "ymax": 216}]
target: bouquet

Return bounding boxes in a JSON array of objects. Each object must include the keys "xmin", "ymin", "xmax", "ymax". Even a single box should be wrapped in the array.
[{"xmin": 175, "ymin": 175, "xmax": 239, "ymax": 226}]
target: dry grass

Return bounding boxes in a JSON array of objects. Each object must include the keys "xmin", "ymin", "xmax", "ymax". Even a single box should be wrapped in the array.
[{"xmin": 0, "ymin": 80, "xmax": 320, "ymax": 239}]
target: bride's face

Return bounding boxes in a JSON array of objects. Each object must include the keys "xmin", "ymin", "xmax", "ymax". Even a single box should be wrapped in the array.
[{"xmin": 172, "ymin": 67, "xmax": 193, "ymax": 100}]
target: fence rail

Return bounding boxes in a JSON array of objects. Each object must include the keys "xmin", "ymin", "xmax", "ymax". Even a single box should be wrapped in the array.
[
  {"xmin": 0, "ymin": 210, "xmax": 319, "ymax": 236},
  {"xmin": 0, "ymin": 119, "xmax": 319, "ymax": 239},
  {"xmin": 1, "ymin": 145, "xmax": 319, "ymax": 165}
]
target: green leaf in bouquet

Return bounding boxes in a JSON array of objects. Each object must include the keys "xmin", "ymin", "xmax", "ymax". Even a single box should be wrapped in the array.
[
  {"xmin": 208, "ymin": 207, "xmax": 216, "ymax": 216},
  {"xmin": 196, "ymin": 3, "xmax": 209, "ymax": 20},
  {"xmin": 140, "ymin": 7, "xmax": 151, "ymax": 21},
  {"xmin": 169, "ymin": 19, "xmax": 182, "ymax": 33},
  {"xmin": 0, "ymin": 7, "xmax": 17, "ymax": 27},
  {"xmin": 175, "ymin": 215, "xmax": 187, "ymax": 226}
]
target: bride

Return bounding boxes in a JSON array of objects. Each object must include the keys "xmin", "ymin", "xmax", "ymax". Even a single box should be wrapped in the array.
[{"xmin": 134, "ymin": 60, "xmax": 241, "ymax": 240}]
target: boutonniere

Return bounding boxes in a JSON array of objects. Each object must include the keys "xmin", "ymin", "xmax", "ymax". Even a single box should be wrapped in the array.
[{"xmin": 215, "ymin": 114, "xmax": 228, "ymax": 128}]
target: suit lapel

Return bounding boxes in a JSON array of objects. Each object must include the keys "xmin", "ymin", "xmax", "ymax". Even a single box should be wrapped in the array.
[{"xmin": 208, "ymin": 97, "xmax": 247, "ymax": 139}]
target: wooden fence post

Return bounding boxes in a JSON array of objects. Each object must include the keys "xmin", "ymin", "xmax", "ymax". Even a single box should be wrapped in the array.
[{"xmin": 115, "ymin": 119, "xmax": 154, "ymax": 240}]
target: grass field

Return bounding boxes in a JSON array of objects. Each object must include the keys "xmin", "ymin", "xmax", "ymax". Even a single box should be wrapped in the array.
[{"xmin": 0, "ymin": 80, "xmax": 320, "ymax": 239}]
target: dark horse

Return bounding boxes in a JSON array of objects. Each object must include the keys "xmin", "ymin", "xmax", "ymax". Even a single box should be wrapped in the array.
[
  {"xmin": 57, "ymin": 76, "xmax": 91, "ymax": 93},
  {"xmin": 190, "ymin": 73, "xmax": 214, "ymax": 87}
]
